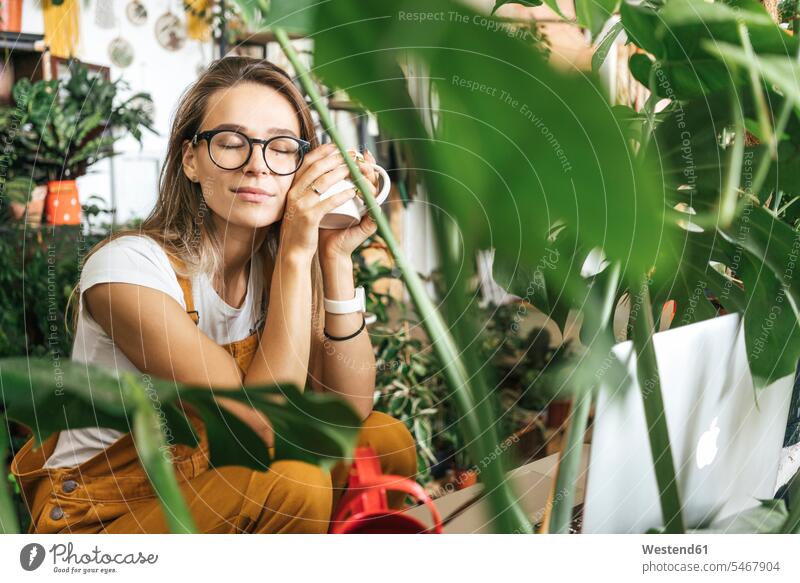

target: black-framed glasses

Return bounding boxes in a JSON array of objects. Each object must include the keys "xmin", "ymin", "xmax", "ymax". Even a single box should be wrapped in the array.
[{"xmin": 192, "ymin": 129, "xmax": 311, "ymax": 175}]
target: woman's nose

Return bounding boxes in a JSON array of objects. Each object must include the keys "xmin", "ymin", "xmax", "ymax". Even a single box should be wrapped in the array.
[{"xmin": 243, "ymin": 144, "xmax": 273, "ymax": 175}]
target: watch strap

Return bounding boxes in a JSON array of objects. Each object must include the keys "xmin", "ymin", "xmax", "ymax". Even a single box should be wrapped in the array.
[{"xmin": 324, "ymin": 286, "xmax": 366, "ymax": 314}]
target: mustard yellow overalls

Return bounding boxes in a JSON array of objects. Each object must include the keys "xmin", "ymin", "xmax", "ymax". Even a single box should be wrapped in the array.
[{"xmin": 10, "ymin": 255, "xmax": 417, "ymax": 533}]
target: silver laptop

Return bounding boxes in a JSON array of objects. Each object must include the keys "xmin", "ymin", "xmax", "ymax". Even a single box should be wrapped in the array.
[{"xmin": 582, "ymin": 312, "xmax": 795, "ymax": 533}]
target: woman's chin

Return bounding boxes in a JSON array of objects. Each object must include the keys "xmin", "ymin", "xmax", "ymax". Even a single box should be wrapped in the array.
[{"xmin": 212, "ymin": 204, "xmax": 282, "ymax": 230}]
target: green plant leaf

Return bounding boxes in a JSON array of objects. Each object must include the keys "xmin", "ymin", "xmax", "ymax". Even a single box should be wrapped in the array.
[
  {"xmin": 622, "ymin": 0, "xmax": 798, "ymax": 99},
  {"xmin": 0, "ymin": 415, "xmax": 20, "ymax": 534},
  {"xmin": 234, "ymin": 0, "xmax": 313, "ymax": 34},
  {"xmin": 592, "ymin": 19, "xmax": 624, "ymax": 72},
  {"xmin": 180, "ymin": 394, "xmax": 270, "ymax": 471},
  {"xmin": 628, "ymin": 53, "xmax": 652, "ymax": 88},
  {"xmin": 704, "ymin": 41, "xmax": 800, "ymax": 106},
  {"xmin": 123, "ymin": 373, "xmax": 196, "ymax": 533},
  {"xmin": 0, "ymin": 357, "xmax": 137, "ymax": 447},
  {"xmin": 697, "ymin": 499, "xmax": 787, "ymax": 533},
  {"xmin": 619, "ymin": 1, "xmax": 661, "ymax": 54},
  {"xmin": 575, "ymin": 0, "xmax": 620, "ymax": 40},
  {"xmin": 492, "ymin": 0, "xmax": 543, "ymax": 15},
  {"xmin": 720, "ymin": 206, "xmax": 800, "ymax": 387},
  {"xmin": 204, "ymin": 384, "xmax": 362, "ymax": 471},
  {"xmin": 313, "ymin": 0, "xmax": 667, "ymax": 281},
  {"xmin": 1, "ymin": 358, "xmax": 362, "ymax": 472}
]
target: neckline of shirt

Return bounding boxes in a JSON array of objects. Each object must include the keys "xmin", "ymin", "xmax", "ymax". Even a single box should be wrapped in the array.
[{"xmin": 198, "ymin": 255, "xmax": 260, "ymax": 316}]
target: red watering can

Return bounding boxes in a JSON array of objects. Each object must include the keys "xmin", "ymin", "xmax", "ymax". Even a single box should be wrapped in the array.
[{"xmin": 330, "ymin": 446, "xmax": 443, "ymax": 534}]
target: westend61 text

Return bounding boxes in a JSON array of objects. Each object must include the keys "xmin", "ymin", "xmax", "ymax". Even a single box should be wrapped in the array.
[{"xmin": 642, "ymin": 544, "xmax": 708, "ymax": 555}]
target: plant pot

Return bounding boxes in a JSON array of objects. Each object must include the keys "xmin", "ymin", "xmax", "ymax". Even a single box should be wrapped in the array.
[
  {"xmin": 45, "ymin": 180, "xmax": 81, "ymax": 225},
  {"xmin": 546, "ymin": 399, "xmax": 571, "ymax": 429},
  {"xmin": 453, "ymin": 468, "xmax": 478, "ymax": 490},
  {"xmin": 0, "ymin": 0, "xmax": 23, "ymax": 32},
  {"xmin": 8, "ymin": 185, "xmax": 46, "ymax": 226}
]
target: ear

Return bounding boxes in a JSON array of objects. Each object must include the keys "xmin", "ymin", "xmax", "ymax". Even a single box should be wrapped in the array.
[{"xmin": 181, "ymin": 139, "xmax": 200, "ymax": 183}]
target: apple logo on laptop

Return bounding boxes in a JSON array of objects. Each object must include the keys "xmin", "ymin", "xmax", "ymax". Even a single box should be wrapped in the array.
[{"xmin": 696, "ymin": 416, "xmax": 720, "ymax": 469}]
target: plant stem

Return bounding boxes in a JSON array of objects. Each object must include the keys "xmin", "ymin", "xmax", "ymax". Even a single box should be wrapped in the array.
[
  {"xmin": 747, "ymin": 42, "xmax": 800, "ymax": 200},
  {"xmin": 547, "ymin": 389, "xmax": 591, "ymax": 533},
  {"xmin": 122, "ymin": 373, "xmax": 197, "ymax": 534},
  {"xmin": 548, "ymin": 263, "xmax": 620, "ymax": 533},
  {"xmin": 689, "ymin": 42, "xmax": 800, "ymax": 231},
  {"xmin": 777, "ymin": 195, "xmax": 798, "ymax": 216},
  {"xmin": 719, "ymin": 92, "xmax": 745, "ymax": 228},
  {"xmin": 637, "ymin": 71, "xmax": 661, "ymax": 161},
  {"xmin": 274, "ymin": 27, "xmax": 532, "ymax": 533},
  {"xmin": 0, "ymin": 416, "xmax": 20, "ymax": 534},
  {"xmin": 629, "ymin": 276, "xmax": 685, "ymax": 533},
  {"xmin": 738, "ymin": 23, "xmax": 773, "ymax": 149}
]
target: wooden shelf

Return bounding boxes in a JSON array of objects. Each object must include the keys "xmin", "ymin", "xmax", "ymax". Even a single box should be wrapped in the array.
[
  {"xmin": 229, "ymin": 29, "xmax": 305, "ymax": 46},
  {"xmin": 0, "ymin": 31, "xmax": 45, "ymax": 52},
  {"xmin": 327, "ymin": 99, "xmax": 367, "ymax": 112},
  {"xmin": 1, "ymin": 37, "xmax": 110, "ymax": 105}
]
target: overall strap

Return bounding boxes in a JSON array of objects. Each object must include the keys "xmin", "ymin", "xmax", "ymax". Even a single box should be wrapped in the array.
[
  {"xmin": 164, "ymin": 250, "xmax": 273, "ymax": 330},
  {"xmin": 165, "ymin": 253, "xmax": 200, "ymax": 326}
]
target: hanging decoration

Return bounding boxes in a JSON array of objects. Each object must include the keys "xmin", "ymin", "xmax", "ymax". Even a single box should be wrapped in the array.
[
  {"xmin": 94, "ymin": 0, "xmax": 116, "ymax": 29},
  {"xmin": 155, "ymin": 8, "xmax": 187, "ymax": 51},
  {"xmin": 108, "ymin": 36, "xmax": 135, "ymax": 68},
  {"xmin": 126, "ymin": 0, "xmax": 148, "ymax": 26},
  {"xmin": 43, "ymin": 0, "xmax": 80, "ymax": 59},
  {"xmin": 184, "ymin": 0, "xmax": 212, "ymax": 42}
]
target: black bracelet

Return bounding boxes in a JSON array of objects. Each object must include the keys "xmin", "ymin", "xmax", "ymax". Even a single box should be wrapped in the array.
[{"xmin": 323, "ymin": 314, "xmax": 366, "ymax": 341}]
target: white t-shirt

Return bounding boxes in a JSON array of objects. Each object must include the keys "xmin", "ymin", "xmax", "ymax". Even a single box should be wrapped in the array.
[{"xmin": 42, "ymin": 234, "xmax": 267, "ymax": 469}]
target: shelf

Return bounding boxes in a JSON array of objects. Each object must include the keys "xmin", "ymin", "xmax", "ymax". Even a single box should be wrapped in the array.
[
  {"xmin": 229, "ymin": 29, "xmax": 305, "ymax": 46},
  {"xmin": 327, "ymin": 99, "xmax": 367, "ymax": 113},
  {"xmin": 0, "ymin": 31, "xmax": 46, "ymax": 52}
]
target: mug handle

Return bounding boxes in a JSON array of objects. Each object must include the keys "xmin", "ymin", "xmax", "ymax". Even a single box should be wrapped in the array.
[{"xmin": 358, "ymin": 164, "xmax": 391, "ymax": 208}]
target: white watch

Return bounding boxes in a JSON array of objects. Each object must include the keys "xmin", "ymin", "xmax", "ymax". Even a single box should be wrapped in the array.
[{"xmin": 324, "ymin": 286, "xmax": 366, "ymax": 314}]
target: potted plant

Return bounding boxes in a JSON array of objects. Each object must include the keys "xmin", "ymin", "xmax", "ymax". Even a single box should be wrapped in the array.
[
  {"xmin": 0, "ymin": 105, "xmax": 48, "ymax": 227},
  {"xmin": 12, "ymin": 60, "xmax": 156, "ymax": 225},
  {"xmin": 0, "ymin": 0, "xmax": 22, "ymax": 32},
  {"xmin": 2, "ymin": 177, "xmax": 46, "ymax": 227}
]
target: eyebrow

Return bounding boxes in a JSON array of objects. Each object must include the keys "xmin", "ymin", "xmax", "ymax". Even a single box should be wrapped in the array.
[{"xmin": 210, "ymin": 123, "xmax": 300, "ymax": 138}]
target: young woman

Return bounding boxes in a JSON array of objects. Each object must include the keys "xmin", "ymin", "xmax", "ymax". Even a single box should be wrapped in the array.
[{"xmin": 11, "ymin": 57, "xmax": 417, "ymax": 534}]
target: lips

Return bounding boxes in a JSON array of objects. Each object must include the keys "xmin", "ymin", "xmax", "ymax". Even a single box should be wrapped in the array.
[{"xmin": 233, "ymin": 187, "xmax": 276, "ymax": 203}]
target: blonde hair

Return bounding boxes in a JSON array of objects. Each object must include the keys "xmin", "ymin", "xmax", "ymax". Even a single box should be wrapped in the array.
[{"xmin": 67, "ymin": 56, "xmax": 325, "ymax": 377}]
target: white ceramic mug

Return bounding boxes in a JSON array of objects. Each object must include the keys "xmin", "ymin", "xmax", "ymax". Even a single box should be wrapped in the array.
[{"xmin": 318, "ymin": 164, "xmax": 391, "ymax": 229}]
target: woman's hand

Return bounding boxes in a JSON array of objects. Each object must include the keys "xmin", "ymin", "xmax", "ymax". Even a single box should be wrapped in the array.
[
  {"xmin": 278, "ymin": 143, "xmax": 362, "ymax": 263},
  {"xmin": 318, "ymin": 148, "xmax": 381, "ymax": 262}
]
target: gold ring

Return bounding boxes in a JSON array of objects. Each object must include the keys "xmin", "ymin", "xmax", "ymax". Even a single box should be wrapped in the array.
[{"xmin": 348, "ymin": 149, "xmax": 365, "ymax": 163}]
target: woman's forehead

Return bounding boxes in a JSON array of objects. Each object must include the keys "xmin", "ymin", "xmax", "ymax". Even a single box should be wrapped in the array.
[{"xmin": 203, "ymin": 82, "xmax": 301, "ymax": 135}]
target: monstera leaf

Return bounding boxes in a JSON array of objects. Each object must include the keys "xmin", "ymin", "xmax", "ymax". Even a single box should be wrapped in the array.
[
  {"xmin": 645, "ymin": 86, "xmax": 800, "ymax": 388},
  {"xmin": 0, "ymin": 358, "xmax": 361, "ymax": 471},
  {"xmin": 621, "ymin": 0, "xmax": 798, "ymax": 99},
  {"xmin": 310, "ymin": 0, "xmax": 668, "ymax": 282}
]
